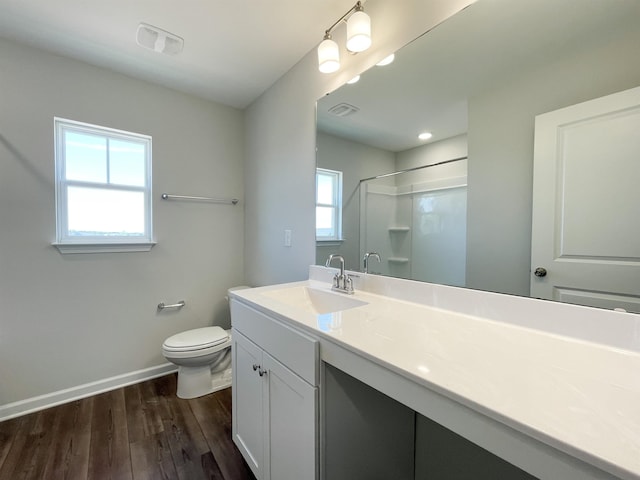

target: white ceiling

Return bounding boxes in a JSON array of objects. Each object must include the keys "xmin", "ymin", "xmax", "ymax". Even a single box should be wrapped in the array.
[{"xmin": 0, "ymin": 0, "xmax": 355, "ymax": 108}]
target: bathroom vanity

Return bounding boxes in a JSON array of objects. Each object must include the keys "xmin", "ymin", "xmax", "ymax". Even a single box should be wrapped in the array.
[
  {"xmin": 231, "ymin": 297, "xmax": 319, "ymax": 480},
  {"xmin": 229, "ymin": 266, "xmax": 640, "ymax": 480}
]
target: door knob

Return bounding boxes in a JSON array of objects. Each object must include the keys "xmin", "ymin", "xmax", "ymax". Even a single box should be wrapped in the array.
[{"xmin": 534, "ymin": 267, "xmax": 547, "ymax": 277}]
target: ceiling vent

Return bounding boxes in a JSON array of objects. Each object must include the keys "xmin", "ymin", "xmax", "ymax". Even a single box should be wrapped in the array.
[
  {"xmin": 328, "ymin": 103, "xmax": 360, "ymax": 117},
  {"xmin": 136, "ymin": 23, "xmax": 184, "ymax": 55}
]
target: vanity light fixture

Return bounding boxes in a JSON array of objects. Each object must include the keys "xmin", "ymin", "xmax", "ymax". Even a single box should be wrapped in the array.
[
  {"xmin": 318, "ymin": 33, "xmax": 340, "ymax": 73},
  {"xmin": 346, "ymin": 75, "xmax": 361, "ymax": 84},
  {"xmin": 318, "ymin": 1, "xmax": 371, "ymax": 73},
  {"xmin": 418, "ymin": 132, "xmax": 433, "ymax": 141}
]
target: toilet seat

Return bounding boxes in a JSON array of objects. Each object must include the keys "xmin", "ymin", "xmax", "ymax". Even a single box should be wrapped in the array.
[{"xmin": 163, "ymin": 326, "xmax": 229, "ymax": 354}]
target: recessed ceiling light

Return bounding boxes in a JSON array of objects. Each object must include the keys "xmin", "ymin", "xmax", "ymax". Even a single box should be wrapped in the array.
[
  {"xmin": 346, "ymin": 75, "xmax": 360, "ymax": 84},
  {"xmin": 418, "ymin": 132, "xmax": 433, "ymax": 140},
  {"xmin": 376, "ymin": 54, "xmax": 395, "ymax": 66}
]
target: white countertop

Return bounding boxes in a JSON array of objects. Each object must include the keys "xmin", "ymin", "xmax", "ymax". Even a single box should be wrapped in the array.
[{"xmin": 230, "ymin": 272, "xmax": 640, "ymax": 480}]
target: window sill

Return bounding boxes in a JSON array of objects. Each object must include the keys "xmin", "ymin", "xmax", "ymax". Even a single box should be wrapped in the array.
[
  {"xmin": 316, "ymin": 239, "xmax": 345, "ymax": 247},
  {"xmin": 53, "ymin": 242, "xmax": 156, "ymax": 254}
]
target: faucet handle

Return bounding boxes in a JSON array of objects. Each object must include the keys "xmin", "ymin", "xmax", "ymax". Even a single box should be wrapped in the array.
[{"xmin": 344, "ymin": 275, "xmax": 354, "ymax": 293}]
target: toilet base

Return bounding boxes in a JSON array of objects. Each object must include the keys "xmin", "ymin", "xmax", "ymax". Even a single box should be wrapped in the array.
[{"xmin": 176, "ymin": 365, "xmax": 232, "ymax": 399}]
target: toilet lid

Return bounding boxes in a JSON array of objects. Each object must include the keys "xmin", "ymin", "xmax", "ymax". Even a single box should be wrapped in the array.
[{"xmin": 163, "ymin": 326, "xmax": 229, "ymax": 352}]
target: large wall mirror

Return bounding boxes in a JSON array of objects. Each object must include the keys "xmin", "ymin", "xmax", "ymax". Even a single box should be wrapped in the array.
[{"xmin": 316, "ymin": 0, "xmax": 640, "ymax": 313}]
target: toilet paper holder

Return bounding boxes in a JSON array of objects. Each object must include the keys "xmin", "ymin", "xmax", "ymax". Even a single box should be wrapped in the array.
[{"xmin": 158, "ymin": 300, "xmax": 186, "ymax": 310}]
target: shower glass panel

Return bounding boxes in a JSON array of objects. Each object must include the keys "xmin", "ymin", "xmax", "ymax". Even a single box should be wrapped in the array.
[{"xmin": 359, "ymin": 163, "xmax": 467, "ymax": 285}]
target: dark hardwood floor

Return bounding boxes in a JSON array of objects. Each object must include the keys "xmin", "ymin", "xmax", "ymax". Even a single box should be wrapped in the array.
[{"xmin": 0, "ymin": 374, "xmax": 256, "ymax": 480}]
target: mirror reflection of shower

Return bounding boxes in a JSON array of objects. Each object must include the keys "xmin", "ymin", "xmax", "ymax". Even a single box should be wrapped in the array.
[{"xmin": 359, "ymin": 157, "xmax": 467, "ymax": 285}]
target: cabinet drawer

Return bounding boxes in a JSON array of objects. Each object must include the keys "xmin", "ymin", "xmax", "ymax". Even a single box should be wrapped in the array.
[{"xmin": 231, "ymin": 299, "xmax": 319, "ymax": 386}]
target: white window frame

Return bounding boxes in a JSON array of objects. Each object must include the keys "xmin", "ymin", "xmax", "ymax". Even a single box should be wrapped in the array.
[
  {"xmin": 316, "ymin": 167, "xmax": 343, "ymax": 242},
  {"xmin": 53, "ymin": 118, "xmax": 155, "ymax": 254}
]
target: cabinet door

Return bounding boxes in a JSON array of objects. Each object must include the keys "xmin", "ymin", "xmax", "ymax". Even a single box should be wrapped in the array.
[
  {"xmin": 263, "ymin": 352, "xmax": 318, "ymax": 480},
  {"xmin": 232, "ymin": 330, "xmax": 264, "ymax": 479}
]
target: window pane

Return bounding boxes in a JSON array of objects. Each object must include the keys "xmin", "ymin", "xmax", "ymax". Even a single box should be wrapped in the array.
[
  {"xmin": 67, "ymin": 186, "xmax": 145, "ymax": 236},
  {"xmin": 317, "ymin": 173, "xmax": 334, "ymax": 204},
  {"xmin": 316, "ymin": 206, "xmax": 335, "ymax": 237},
  {"xmin": 109, "ymin": 139, "xmax": 146, "ymax": 187},
  {"xmin": 65, "ymin": 131, "xmax": 107, "ymax": 183}
]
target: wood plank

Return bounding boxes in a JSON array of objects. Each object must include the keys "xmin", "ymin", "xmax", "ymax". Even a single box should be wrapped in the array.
[
  {"xmin": 200, "ymin": 451, "xmax": 227, "ymax": 480},
  {"xmin": 130, "ymin": 432, "xmax": 178, "ymax": 480},
  {"xmin": 164, "ymin": 393, "xmax": 224, "ymax": 479},
  {"xmin": 215, "ymin": 387, "xmax": 233, "ymax": 416},
  {"xmin": 149, "ymin": 373, "xmax": 217, "ymax": 480},
  {"xmin": 124, "ymin": 381, "xmax": 164, "ymax": 444},
  {"xmin": 189, "ymin": 388, "xmax": 255, "ymax": 480},
  {"xmin": 1, "ymin": 407, "xmax": 57, "ymax": 479},
  {"xmin": 151, "ymin": 373, "xmax": 175, "ymax": 398},
  {"xmin": 0, "ymin": 414, "xmax": 34, "ymax": 479},
  {"xmin": 0, "ymin": 416, "xmax": 23, "ymax": 471},
  {"xmin": 87, "ymin": 388, "xmax": 133, "ymax": 480},
  {"xmin": 0, "ymin": 375, "xmax": 254, "ymax": 480},
  {"xmin": 41, "ymin": 398, "xmax": 93, "ymax": 479}
]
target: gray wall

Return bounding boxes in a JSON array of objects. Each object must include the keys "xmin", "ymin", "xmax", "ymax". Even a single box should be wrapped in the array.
[
  {"xmin": 0, "ymin": 38, "xmax": 244, "ymax": 409},
  {"xmin": 396, "ymin": 134, "xmax": 468, "ymax": 173},
  {"xmin": 466, "ymin": 23, "xmax": 640, "ymax": 297},
  {"xmin": 244, "ymin": 0, "xmax": 475, "ymax": 287}
]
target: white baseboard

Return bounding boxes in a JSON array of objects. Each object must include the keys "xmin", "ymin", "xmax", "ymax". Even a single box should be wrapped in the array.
[{"xmin": 0, "ymin": 363, "xmax": 178, "ymax": 422}]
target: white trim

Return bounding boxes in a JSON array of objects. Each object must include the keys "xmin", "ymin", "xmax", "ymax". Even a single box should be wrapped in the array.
[
  {"xmin": 54, "ymin": 117, "xmax": 153, "ymax": 248},
  {"xmin": 53, "ymin": 241, "xmax": 156, "ymax": 254},
  {"xmin": 0, "ymin": 363, "xmax": 177, "ymax": 422},
  {"xmin": 316, "ymin": 167, "xmax": 343, "ymax": 241},
  {"xmin": 316, "ymin": 239, "xmax": 345, "ymax": 246}
]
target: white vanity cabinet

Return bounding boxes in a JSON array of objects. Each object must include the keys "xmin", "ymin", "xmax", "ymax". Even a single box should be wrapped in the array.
[{"xmin": 230, "ymin": 299, "xmax": 319, "ymax": 480}]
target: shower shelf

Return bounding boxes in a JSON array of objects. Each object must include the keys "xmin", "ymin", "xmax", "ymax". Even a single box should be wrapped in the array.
[
  {"xmin": 388, "ymin": 257, "xmax": 410, "ymax": 264},
  {"xmin": 388, "ymin": 226, "xmax": 410, "ymax": 232}
]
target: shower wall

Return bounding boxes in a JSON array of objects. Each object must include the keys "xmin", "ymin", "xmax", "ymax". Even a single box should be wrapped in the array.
[
  {"xmin": 411, "ymin": 185, "xmax": 467, "ymax": 285},
  {"xmin": 361, "ymin": 135, "xmax": 468, "ymax": 284},
  {"xmin": 361, "ymin": 171, "xmax": 467, "ymax": 285}
]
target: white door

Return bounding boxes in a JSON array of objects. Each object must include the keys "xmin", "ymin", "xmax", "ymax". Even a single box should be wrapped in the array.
[
  {"xmin": 232, "ymin": 330, "xmax": 264, "ymax": 479},
  {"xmin": 263, "ymin": 352, "xmax": 317, "ymax": 480},
  {"xmin": 530, "ymin": 86, "xmax": 640, "ymax": 313}
]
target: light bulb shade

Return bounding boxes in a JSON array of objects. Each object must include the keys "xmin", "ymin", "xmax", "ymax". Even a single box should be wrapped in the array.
[
  {"xmin": 318, "ymin": 37, "xmax": 340, "ymax": 73},
  {"xmin": 346, "ymin": 10, "xmax": 371, "ymax": 52},
  {"xmin": 376, "ymin": 53, "xmax": 395, "ymax": 66}
]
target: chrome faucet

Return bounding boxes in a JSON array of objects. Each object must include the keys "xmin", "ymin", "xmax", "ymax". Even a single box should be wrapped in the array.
[
  {"xmin": 325, "ymin": 254, "xmax": 354, "ymax": 294},
  {"xmin": 363, "ymin": 252, "xmax": 381, "ymax": 274}
]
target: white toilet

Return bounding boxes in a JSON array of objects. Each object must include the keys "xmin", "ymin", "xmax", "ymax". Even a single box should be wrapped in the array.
[{"xmin": 162, "ymin": 326, "xmax": 232, "ymax": 399}]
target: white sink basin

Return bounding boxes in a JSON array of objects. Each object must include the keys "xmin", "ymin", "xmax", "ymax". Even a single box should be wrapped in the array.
[{"xmin": 261, "ymin": 286, "xmax": 368, "ymax": 315}]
